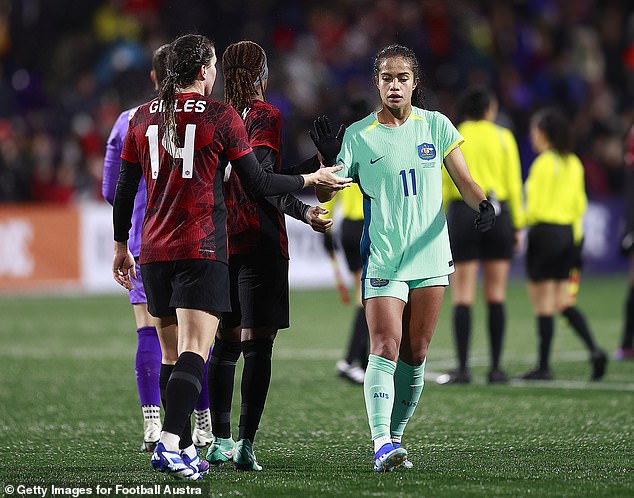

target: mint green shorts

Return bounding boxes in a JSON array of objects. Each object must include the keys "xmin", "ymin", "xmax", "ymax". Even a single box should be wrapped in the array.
[{"xmin": 362, "ymin": 275, "xmax": 450, "ymax": 303}]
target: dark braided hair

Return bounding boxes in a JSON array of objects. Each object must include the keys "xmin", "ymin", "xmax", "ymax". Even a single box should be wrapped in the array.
[
  {"xmin": 532, "ymin": 107, "xmax": 573, "ymax": 155},
  {"xmin": 373, "ymin": 44, "xmax": 424, "ymax": 108},
  {"xmin": 159, "ymin": 34, "xmax": 214, "ymax": 158},
  {"xmin": 222, "ymin": 41, "xmax": 268, "ymax": 117},
  {"xmin": 455, "ymin": 88, "xmax": 493, "ymax": 123}
]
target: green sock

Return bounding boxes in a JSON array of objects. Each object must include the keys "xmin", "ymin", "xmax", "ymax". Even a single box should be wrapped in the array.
[
  {"xmin": 364, "ymin": 354, "xmax": 397, "ymax": 440},
  {"xmin": 390, "ymin": 358, "xmax": 425, "ymax": 439}
]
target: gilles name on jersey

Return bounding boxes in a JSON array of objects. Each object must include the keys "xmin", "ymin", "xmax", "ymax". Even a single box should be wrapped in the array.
[{"xmin": 149, "ymin": 99, "xmax": 207, "ymax": 114}]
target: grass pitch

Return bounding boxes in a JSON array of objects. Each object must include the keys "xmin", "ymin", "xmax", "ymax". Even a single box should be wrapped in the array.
[{"xmin": 0, "ymin": 275, "xmax": 632, "ymax": 497}]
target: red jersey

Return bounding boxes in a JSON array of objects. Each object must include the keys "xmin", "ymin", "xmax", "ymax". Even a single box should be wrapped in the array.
[
  {"xmin": 224, "ymin": 99, "xmax": 289, "ymax": 259},
  {"xmin": 121, "ymin": 92, "xmax": 252, "ymax": 264}
]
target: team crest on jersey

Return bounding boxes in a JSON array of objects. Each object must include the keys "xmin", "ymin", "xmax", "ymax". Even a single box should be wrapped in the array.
[
  {"xmin": 370, "ymin": 278, "xmax": 389, "ymax": 288},
  {"xmin": 417, "ymin": 143, "xmax": 436, "ymax": 160}
]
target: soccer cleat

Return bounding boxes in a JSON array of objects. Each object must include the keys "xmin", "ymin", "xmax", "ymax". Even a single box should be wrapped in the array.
[
  {"xmin": 518, "ymin": 368, "xmax": 553, "ymax": 381},
  {"xmin": 205, "ymin": 436, "xmax": 235, "ymax": 467},
  {"xmin": 391, "ymin": 441, "xmax": 413, "ymax": 470},
  {"xmin": 373, "ymin": 443, "xmax": 407, "ymax": 472},
  {"xmin": 487, "ymin": 369, "xmax": 509, "ymax": 384},
  {"xmin": 139, "ymin": 420, "xmax": 161, "ymax": 453},
  {"xmin": 181, "ymin": 450, "xmax": 210, "ymax": 475},
  {"xmin": 192, "ymin": 428, "xmax": 214, "ymax": 448},
  {"xmin": 436, "ymin": 369, "xmax": 471, "ymax": 385},
  {"xmin": 613, "ymin": 347, "xmax": 634, "ymax": 361},
  {"xmin": 150, "ymin": 443, "xmax": 203, "ymax": 480},
  {"xmin": 336, "ymin": 360, "xmax": 365, "ymax": 385},
  {"xmin": 590, "ymin": 349, "xmax": 608, "ymax": 380},
  {"xmin": 233, "ymin": 439, "xmax": 262, "ymax": 471}
]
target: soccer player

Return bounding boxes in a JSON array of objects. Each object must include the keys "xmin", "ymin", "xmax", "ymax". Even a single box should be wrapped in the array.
[
  {"xmin": 205, "ymin": 40, "xmax": 334, "ymax": 471},
  {"xmin": 616, "ymin": 123, "xmax": 634, "ymax": 361},
  {"xmin": 321, "ymin": 184, "xmax": 369, "ymax": 385},
  {"xmin": 102, "ymin": 45, "xmax": 166, "ymax": 452},
  {"xmin": 102, "ymin": 45, "xmax": 214, "ymax": 453},
  {"xmin": 112, "ymin": 34, "xmax": 350, "ymax": 480},
  {"xmin": 316, "ymin": 44, "xmax": 495, "ymax": 472},
  {"xmin": 437, "ymin": 88, "xmax": 524, "ymax": 385},
  {"xmin": 520, "ymin": 108, "xmax": 607, "ymax": 381}
]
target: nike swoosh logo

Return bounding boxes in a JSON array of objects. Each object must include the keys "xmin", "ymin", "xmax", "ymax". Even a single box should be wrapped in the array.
[{"xmin": 370, "ymin": 156, "xmax": 384, "ymax": 164}]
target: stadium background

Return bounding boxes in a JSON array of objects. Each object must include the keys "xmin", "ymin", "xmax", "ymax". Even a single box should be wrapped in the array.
[{"xmin": 0, "ymin": 0, "xmax": 631, "ymax": 291}]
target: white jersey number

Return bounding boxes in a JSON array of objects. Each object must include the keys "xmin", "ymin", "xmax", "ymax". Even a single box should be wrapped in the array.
[{"xmin": 145, "ymin": 124, "xmax": 196, "ymax": 179}]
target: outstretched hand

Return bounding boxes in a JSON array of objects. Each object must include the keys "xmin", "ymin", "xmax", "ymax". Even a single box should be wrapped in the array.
[
  {"xmin": 474, "ymin": 200, "xmax": 496, "ymax": 232},
  {"xmin": 309, "ymin": 115, "xmax": 345, "ymax": 166},
  {"xmin": 306, "ymin": 164, "xmax": 352, "ymax": 190},
  {"xmin": 305, "ymin": 206, "xmax": 333, "ymax": 233}
]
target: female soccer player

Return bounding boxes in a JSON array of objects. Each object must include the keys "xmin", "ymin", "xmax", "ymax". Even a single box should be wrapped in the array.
[
  {"xmin": 112, "ymin": 34, "xmax": 350, "ymax": 480},
  {"xmin": 520, "ymin": 108, "xmax": 607, "ymax": 381},
  {"xmin": 205, "ymin": 40, "xmax": 333, "ymax": 471},
  {"xmin": 103, "ymin": 45, "xmax": 214, "ymax": 453},
  {"xmin": 316, "ymin": 44, "xmax": 495, "ymax": 472},
  {"xmin": 438, "ymin": 88, "xmax": 524, "ymax": 385}
]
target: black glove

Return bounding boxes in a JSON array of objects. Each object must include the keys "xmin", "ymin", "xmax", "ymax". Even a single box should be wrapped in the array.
[
  {"xmin": 309, "ymin": 115, "xmax": 345, "ymax": 166},
  {"xmin": 474, "ymin": 200, "xmax": 496, "ymax": 232},
  {"xmin": 571, "ymin": 238, "xmax": 584, "ymax": 270},
  {"xmin": 323, "ymin": 231, "xmax": 337, "ymax": 254},
  {"xmin": 621, "ymin": 230, "xmax": 634, "ymax": 257}
]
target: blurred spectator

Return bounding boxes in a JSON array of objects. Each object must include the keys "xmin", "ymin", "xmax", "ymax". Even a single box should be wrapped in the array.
[{"xmin": 0, "ymin": 0, "xmax": 632, "ymax": 203}]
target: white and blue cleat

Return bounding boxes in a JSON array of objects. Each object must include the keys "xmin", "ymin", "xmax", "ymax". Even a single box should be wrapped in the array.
[
  {"xmin": 151, "ymin": 443, "xmax": 203, "ymax": 480},
  {"xmin": 181, "ymin": 450, "xmax": 210, "ymax": 475},
  {"xmin": 392, "ymin": 442, "xmax": 413, "ymax": 469},
  {"xmin": 373, "ymin": 443, "xmax": 407, "ymax": 472}
]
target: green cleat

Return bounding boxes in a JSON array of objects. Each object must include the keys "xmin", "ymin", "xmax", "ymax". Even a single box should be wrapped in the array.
[
  {"xmin": 205, "ymin": 436, "xmax": 235, "ymax": 467},
  {"xmin": 233, "ymin": 439, "xmax": 262, "ymax": 471}
]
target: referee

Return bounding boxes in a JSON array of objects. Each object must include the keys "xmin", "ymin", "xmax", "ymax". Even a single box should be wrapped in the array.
[
  {"xmin": 520, "ymin": 107, "xmax": 607, "ymax": 381},
  {"xmin": 438, "ymin": 88, "xmax": 524, "ymax": 384}
]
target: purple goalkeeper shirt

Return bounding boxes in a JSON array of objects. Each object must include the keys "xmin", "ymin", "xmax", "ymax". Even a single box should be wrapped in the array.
[{"xmin": 102, "ymin": 107, "xmax": 146, "ymax": 258}]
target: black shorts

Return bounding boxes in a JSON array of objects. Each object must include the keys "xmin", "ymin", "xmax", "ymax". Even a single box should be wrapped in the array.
[
  {"xmin": 526, "ymin": 223, "xmax": 574, "ymax": 281},
  {"xmin": 141, "ymin": 259, "xmax": 231, "ymax": 318},
  {"xmin": 220, "ymin": 254, "xmax": 289, "ymax": 330},
  {"xmin": 341, "ymin": 218, "xmax": 363, "ymax": 273},
  {"xmin": 447, "ymin": 200, "xmax": 514, "ymax": 262}
]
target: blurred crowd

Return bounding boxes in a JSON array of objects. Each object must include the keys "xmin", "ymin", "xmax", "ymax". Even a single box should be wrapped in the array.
[{"xmin": 0, "ymin": 0, "xmax": 632, "ymax": 203}]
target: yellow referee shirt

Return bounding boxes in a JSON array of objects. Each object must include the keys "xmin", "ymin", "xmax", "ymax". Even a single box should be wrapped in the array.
[
  {"xmin": 442, "ymin": 120, "xmax": 524, "ymax": 229},
  {"xmin": 525, "ymin": 150, "xmax": 587, "ymax": 242},
  {"xmin": 321, "ymin": 182, "xmax": 364, "ymax": 221}
]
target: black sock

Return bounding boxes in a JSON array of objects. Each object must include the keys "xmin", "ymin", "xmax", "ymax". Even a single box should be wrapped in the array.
[
  {"xmin": 163, "ymin": 352, "xmax": 204, "ymax": 446},
  {"xmin": 537, "ymin": 315, "xmax": 554, "ymax": 371},
  {"xmin": 208, "ymin": 337, "xmax": 241, "ymax": 439},
  {"xmin": 454, "ymin": 305, "xmax": 471, "ymax": 371},
  {"xmin": 160, "ymin": 363, "xmax": 193, "ymax": 449},
  {"xmin": 487, "ymin": 302, "xmax": 505, "ymax": 371},
  {"xmin": 239, "ymin": 339, "xmax": 274, "ymax": 442},
  {"xmin": 345, "ymin": 306, "xmax": 369, "ymax": 367},
  {"xmin": 623, "ymin": 286, "xmax": 634, "ymax": 348},
  {"xmin": 562, "ymin": 306, "xmax": 596, "ymax": 351}
]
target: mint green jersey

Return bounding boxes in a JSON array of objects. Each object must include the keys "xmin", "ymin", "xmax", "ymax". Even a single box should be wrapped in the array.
[{"xmin": 336, "ymin": 106, "xmax": 463, "ymax": 280}]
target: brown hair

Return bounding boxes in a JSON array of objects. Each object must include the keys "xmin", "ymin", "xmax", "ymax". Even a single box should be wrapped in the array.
[
  {"xmin": 159, "ymin": 34, "xmax": 214, "ymax": 158},
  {"xmin": 222, "ymin": 41, "xmax": 268, "ymax": 116},
  {"xmin": 373, "ymin": 44, "xmax": 424, "ymax": 108}
]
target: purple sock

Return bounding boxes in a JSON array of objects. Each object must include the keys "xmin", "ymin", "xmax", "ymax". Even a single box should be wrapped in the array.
[
  {"xmin": 136, "ymin": 326, "xmax": 161, "ymax": 406},
  {"xmin": 194, "ymin": 345, "xmax": 213, "ymax": 411}
]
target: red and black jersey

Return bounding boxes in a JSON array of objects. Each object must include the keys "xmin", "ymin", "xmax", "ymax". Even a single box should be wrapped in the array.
[
  {"xmin": 224, "ymin": 99, "xmax": 289, "ymax": 259},
  {"xmin": 121, "ymin": 92, "xmax": 252, "ymax": 264}
]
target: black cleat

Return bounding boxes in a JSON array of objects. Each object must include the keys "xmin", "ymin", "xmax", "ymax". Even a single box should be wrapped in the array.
[
  {"xmin": 436, "ymin": 369, "xmax": 472, "ymax": 385},
  {"xmin": 590, "ymin": 349, "xmax": 607, "ymax": 381},
  {"xmin": 487, "ymin": 369, "xmax": 509, "ymax": 384},
  {"xmin": 518, "ymin": 368, "xmax": 553, "ymax": 381}
]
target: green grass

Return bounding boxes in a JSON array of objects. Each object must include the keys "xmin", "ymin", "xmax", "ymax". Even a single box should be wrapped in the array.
[{"xmin": 0, "ymin": 276, "xmax": 632, "ymax": 497}]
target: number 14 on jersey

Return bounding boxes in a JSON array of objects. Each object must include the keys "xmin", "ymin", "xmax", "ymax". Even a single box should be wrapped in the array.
[{"xmin": 145, "ymin": 124, "xmax": 196, "ymax": 179}]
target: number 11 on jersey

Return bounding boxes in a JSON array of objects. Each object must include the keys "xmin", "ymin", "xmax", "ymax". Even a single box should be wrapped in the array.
[
  {"xmin": 145, "ymin": 124, "xmax": 196, "ymax": 179},
  {"xmin": 399, "ymin": 168, "xmax": 417, "ymax": 196}
]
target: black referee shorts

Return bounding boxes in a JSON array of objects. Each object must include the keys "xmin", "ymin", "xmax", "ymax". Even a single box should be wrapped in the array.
[
  {"xmin": 526, "ymin": 223, "xmax": 574, "ymax": 281},
  {"xmin": 447, "ymin": 200, "xmax": 514, "ymax": 262},
  {"xmin": 141, "ymin": 259, "xmax": 231, "ymax": 318},
  {"xmin": 220, "ymin": 254, "xmax": 290, "ymax": 330},
  {"xmin": 341, "ymin": 218, "xmax": 364, "ymax": 273}
]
